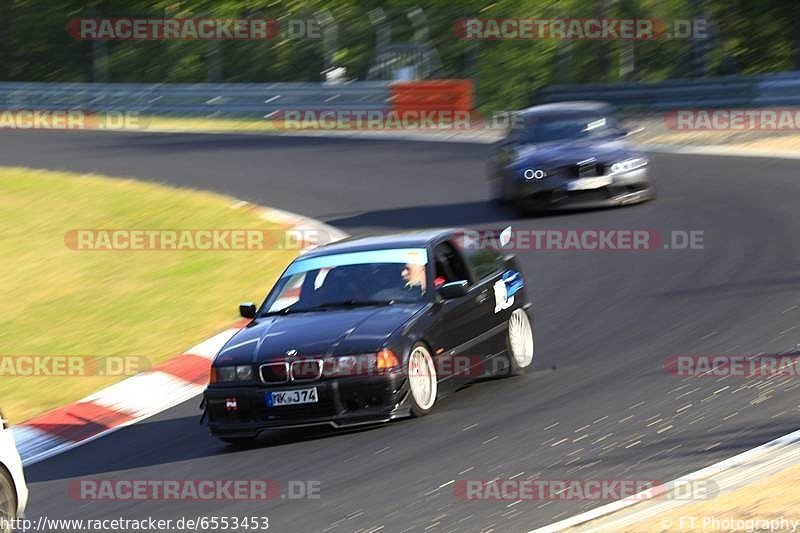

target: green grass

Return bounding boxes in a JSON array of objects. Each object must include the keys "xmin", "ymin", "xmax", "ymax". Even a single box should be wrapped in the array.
[
  {"xmin": 139, "ymin": 115, "xmax": 284, "ymax": 133},
  {"xmin": 0, "ymin": 167, "xmax": 297, "ymax": 423}
]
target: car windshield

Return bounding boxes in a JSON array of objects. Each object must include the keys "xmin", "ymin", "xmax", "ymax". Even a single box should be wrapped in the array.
[
  {"xmin": 513, "ymin": 114, "xmax": 621, "ymax": 143},
  {"xmin": 260, "ymin": 248, "xmax": 429, "ymax": 315}
]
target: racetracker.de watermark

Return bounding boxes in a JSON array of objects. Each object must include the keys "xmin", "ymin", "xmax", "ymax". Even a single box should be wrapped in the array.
[
  {"xmin": 0, "ymin": 355, "xmax": 149, "ymax": 377},
  {"xmin": 664, "ymin": 354, "xmax": 800, "ymax": 377},
  {"xmin": 68, "ymin": 479, "xmax": 321, "ymax": 500},
  {"xmin": 280, "ymin": 354, "xmax": 513, "ymax": 379},
  {"xmin": 453, "ymin": 478, "xmax": 718, "ymax": 501},
  {"xmin": 67, "ymin": 18, "xmax": 323, "ymax": 40},
  {"xmin": 64, "ymin": 228, "xmax": 327, "ymax": 251},
  {"xmin": 456, "ymin": 229, "xmax": 704, "ymax": 251},
  {"xmin": 453, "ymin": 18, "xmax": 708, "ymax": 40},
  {"xmin": 665, "ymin": 109, "xmax": 800, "ymax": 130},
  {"xmin": 0, "ymin": 110, "xmax": 144, "ymax": 130},
  {"xmin": 271, "ymin": 110, "xmax": 527, "ymax": 130}
]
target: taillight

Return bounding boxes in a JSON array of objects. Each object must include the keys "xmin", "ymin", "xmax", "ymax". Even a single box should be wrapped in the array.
[
  {"xmin": 209, "ymin": 367, "xmax": 217, "ymax": 384},
  {"xmin": 377, "ymin": 349, "xmax": 400, "ymax": 370}
]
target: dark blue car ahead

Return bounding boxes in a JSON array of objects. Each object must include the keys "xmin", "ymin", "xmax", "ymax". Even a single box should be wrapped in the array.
[{"xmin": 488, "ymin": 101, "xmax": 656, "ymax": 211}]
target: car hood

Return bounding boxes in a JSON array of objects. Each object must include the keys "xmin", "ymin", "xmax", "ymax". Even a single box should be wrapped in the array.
[
  {"xmin": 510, "ymin": 137, "xmax": 639, "ymax": 169},
  {"xmin": 213, "ymin": 304, "xmax": 425, "ymax": 365}
]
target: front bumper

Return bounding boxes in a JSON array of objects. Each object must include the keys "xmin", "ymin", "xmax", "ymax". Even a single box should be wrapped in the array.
[
  {"xmin": 204, "ymin": 372, "xmax": 408, "ymax": 437},
  {"xmin": 515, "ymin": 168, "xmax": 654, "ymax": 210}
]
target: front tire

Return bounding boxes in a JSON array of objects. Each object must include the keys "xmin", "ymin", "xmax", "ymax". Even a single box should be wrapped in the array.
[
  {"xmin": 407, "ymin": 343, "xmax": 438, "ymax": 417},
  {"xmin": 507, "ymin": 309, "xmax": 535, "ymax": 375},
  {"xmin": 0, "ymin": 469, "xmax": 17, "ymax": 533}
]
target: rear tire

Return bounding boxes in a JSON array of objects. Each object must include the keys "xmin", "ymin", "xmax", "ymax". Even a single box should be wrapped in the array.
[
  {"xmin": 407, "ymin": 343, "xmax": 438, "ymax": 417},
  {"xmin": 0, "ymin": 469, "xmax": 17, "ymax": 533},
  {"xmin": 507, "ymin": 309, "xmax": 535, "ymax": 375}
]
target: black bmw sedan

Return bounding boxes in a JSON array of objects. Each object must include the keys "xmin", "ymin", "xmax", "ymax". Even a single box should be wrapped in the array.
[{"xmin": 203, "ymin": 228, "xmax": 534, "ymax": 444}]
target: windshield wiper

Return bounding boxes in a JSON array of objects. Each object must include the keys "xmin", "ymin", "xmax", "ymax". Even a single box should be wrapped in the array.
[
  {"xmin": 261, "ymin": 299, "xmax": 396, "ymax": 317},
  {"xmin": 260, "ymin": 307, "xmax": 297, "ymax": 316},
  {"xmin": 306, "ymin": 299, "xmax": 396, "ymax": 310}
]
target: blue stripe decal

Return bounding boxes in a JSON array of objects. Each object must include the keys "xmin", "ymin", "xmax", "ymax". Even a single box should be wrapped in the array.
[{"xmin": 503, "ymin": 269, "xmax": 525, "ymax": 297}]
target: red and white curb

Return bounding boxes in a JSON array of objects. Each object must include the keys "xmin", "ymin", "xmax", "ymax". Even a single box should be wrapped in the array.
[{"xmin": 12, "ymin": 204, "xmax": 347, "ymax": 467}]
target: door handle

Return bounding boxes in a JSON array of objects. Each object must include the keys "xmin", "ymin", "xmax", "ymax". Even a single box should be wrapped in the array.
[{"xmin": 475, "ymin": 290, "xmax": 490, "ymax": 303}]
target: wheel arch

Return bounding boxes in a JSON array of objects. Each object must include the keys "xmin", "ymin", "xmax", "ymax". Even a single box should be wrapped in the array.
[{"xmin": 0, "ymin": 461, "xmax": 18, "ymax": 519}]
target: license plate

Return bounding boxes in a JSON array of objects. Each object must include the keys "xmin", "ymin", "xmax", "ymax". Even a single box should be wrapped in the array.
[
  {"xmin": 567, "ymin": 176, "xmax": 612, "ymax": 191},
  {"xmin": 267, "ymin": 387, "xmax": 318, "ymax": 407}
]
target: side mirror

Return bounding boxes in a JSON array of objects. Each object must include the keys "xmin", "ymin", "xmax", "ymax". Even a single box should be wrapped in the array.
[
  {"xmin": 239, "ymin": 302, "xmax": 257, "ymax": 319},
  {"xmin": 499, "ymin": 226, "xmax": 512, "ymax": 248},
  {"xmin": 437, "ymin": 280, "xmax": 469, "ymax": 300}
]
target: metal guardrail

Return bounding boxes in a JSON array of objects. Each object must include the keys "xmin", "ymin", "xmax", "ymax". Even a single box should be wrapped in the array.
[
  {"xmin": 0, "ymin": 82, "xmax": 392, "ymax": 117},
  {"xmin": 540, "ymin": 71, "xmax": 800, "ymax": 110},
  {"xmin": 2, "ymin": 73, "xmax": 799, "ymax": 118}
]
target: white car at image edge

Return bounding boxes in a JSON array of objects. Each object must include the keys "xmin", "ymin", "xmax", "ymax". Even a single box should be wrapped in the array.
[{"xmin": 0, "ymin": 410, "xmax": 28, "ymax": 531}]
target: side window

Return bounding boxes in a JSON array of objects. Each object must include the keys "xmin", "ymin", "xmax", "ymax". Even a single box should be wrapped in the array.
[
  {"xmin": 433, "ymin": 241, "xmax": 471, "ymax": 284},
  {"xmin": 468, "ymin": 249, "xmax": 503, "ymax": 280},
  {"xmin": 454, "ymin": 240, "xmax": 503, "ymax": 281}
]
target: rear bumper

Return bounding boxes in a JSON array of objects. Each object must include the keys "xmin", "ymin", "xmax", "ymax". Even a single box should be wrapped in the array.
[{"xmin": 204, "ymin": 372, "xmax": 408, "ymax": 437}]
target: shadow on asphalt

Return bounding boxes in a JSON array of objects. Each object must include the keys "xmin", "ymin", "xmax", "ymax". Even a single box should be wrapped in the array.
[
  {"xmin": 24, "ymin": 413, "xmax": 389, "ymax": 483},
  {"xmin": 324, "ymin": 200, "xmax": 622, "ymax": 231},
  {"xmin": 24, "ymin": 378, "xmax": 498, "ymax": 483}
]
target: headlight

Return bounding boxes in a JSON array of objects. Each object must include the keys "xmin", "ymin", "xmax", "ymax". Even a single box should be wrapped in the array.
[
  {"xmin": 322, "ymin": 350, "xmax": 400, "ymax": 378},
  {"xmin": 211, "ymin": 365, "xmax": 253, "ymax": 383},
  {"xmin": 610, "ymin": 158, "xmax": 648, "ymax": 174},
  {"xmin": 323, "ymin": 354, "xmax": 375, "ymax": 377},
  {"xmin": 236, "ymin": 365, "xmax": 254, "ymax": 380}
]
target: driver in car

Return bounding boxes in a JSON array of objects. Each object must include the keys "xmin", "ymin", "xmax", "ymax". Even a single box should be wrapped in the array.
[{"xmin": 401, "ymin": 262, "xmax": 427, "ymax": 294}]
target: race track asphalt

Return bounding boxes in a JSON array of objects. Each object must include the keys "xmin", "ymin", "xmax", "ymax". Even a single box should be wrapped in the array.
[{"xmin": 3, "ymin": 131, "xmax": 799, "ymax": 532}]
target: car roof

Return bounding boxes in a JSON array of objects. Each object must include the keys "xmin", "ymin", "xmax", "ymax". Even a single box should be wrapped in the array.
[
  {"xmin": 299, "ymin": 228, "xmax": 459, "ymax": 259},
  {"xmin": 518, "ymin": 101, "xmax": 615, "ymax": 118}
]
